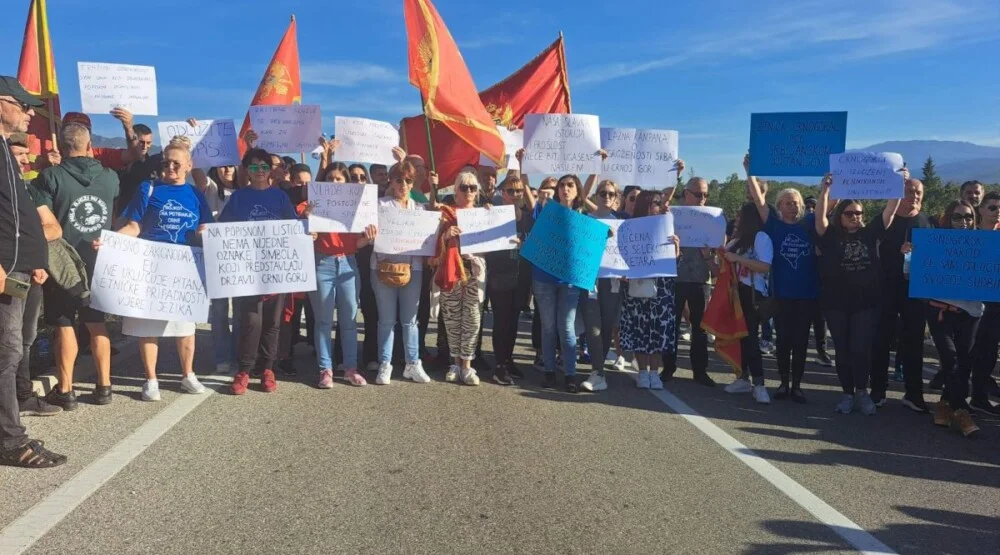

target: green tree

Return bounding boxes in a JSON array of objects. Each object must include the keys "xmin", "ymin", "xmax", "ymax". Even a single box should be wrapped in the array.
[{"xmin": 922, "ymin": 156, "xmax": 942, "ymax": 188}]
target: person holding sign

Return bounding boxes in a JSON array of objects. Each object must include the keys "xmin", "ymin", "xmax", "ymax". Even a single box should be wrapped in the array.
[
  {"xmin": 370, "ymin": 161, "xmax": 432, "ymax": 386},
  {"xmin": 617, "ymin": 191, "xmax": 679, "ymax": 390},
  {"xmin": 432, "ymin": 171, "xmax": 488, "ymax": 386},
  {"xmin": 969, "ymin": 192, "xmax": 1000, "ymax": 417},
  {"xmin": 218, "ymin": 146, "xmax": 299, "ymax": 396},
  {"xmin": 745, "ymin": 154, "xmax": 817, "ymax": 403},
  {"xmin": 114, "ymin": 144, "xmax": 213, "ymax": 401},
  {"xmin": 814, "ymin": 174, "xmax": 901, "ymax": 415},
  {"xmin": 921, "ymin": 201, "xmax": 984, "ymax": 437}
]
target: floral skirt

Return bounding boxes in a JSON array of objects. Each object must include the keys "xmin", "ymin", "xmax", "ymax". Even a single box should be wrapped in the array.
[{"xmin": 619, "ymin": 277, "xmax": 676, "ymax": 354}]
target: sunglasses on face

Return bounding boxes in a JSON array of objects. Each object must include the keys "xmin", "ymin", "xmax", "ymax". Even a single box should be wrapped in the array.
[
  {"xmin": 351, "ymin": 174, "xmax": 368, "ymax": 182},
  {"xmin": 0, "ymin": 97, "xmax": 32, "ymax": 112},
  {"xmin": 458, "ymin": 184, "xmax": 479, "ymax": 193},
  {"xmin": 394, "ymin": 177, "xmax": 414, "ymax": 185},
  {"xmin": 161, "ymin": 160, "xmax": 184, "ymax": 170},
  {"xmin": 951, "ymin": 213, "xmax": 975, "ymax": 222},
  {"xmin": 248, "ymin": 163, "xmax": 271, "ymax": 173},
  {"xmin": 686, "ymin": 190, "xmax": 708, "ymax": 200},
  {"xmin": 597, "ymin": 190, "xmax": 617, "ymax": 199},
  {"xmin": 842, "ymin": 210, "xmax": 863, "ymax": 218},
  {"xmin": 503, "ymin": 188, "xmax": 524, "ymax": 195}
]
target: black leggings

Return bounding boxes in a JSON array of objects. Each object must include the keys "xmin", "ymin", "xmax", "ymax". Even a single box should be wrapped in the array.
[
  {"xmin": 737, "ymin": 284, "xmax": 764, "ymax": 383},
  {"xmin": 235, "ymin": 295, "xmax": 283, "ymax": 374},
  {"xmin": 489, "ymin": 286, "xmax": 522, "ymax": 366},
  {"xmin": 971, "ymin": 304, "xmax": 1000, "ymax": 402},
  {"xmin": 775, "ymin": 298, "xmax": 814, "ymax": 387},
  {"xmin": 824, "ymin": 306, "xmax": 877, "ymax": 394},
  {"xmin": 928, "ymin": 306, "xmax": 981, "ymax": 410}
]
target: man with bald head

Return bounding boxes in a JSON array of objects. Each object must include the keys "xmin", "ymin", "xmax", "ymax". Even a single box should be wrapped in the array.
[
  {"xmin": 871, "ymin": 178, "xmax": 933, "ymax": 411},
  {"xmin": 662, "ymin": 177, "xmax": 717, "ymax": 386}
]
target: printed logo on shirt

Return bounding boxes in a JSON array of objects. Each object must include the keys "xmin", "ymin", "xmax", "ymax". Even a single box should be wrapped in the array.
[
  {"xmin": 68, "ymin": 195, "xmax": 110, "ymax": 235},
  {"xmin": 779, "ymin": 233, "xmax": 810, "ymax": 270},
  {"xmin": 841, "ymin": 239, "xmax": 871, "ymax": 272},
  {"xmin": 157, "ymin": 199, "xmax": 198, "ymax": 243},
  {"xmin": 249, "ymin": 204, "xmax": 277, "ymax": 221}
]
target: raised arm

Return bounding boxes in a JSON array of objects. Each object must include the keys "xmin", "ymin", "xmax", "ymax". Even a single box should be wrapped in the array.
[
  {"xmin": 882, "ymin": 166, "xmax": 908, "ymax": 229},
  {"xmin": 743, "ymin": 154, "xmax": 769, "ymax": 223},
  {"xmin": 581, "ymin": 149, "xmax": 607, "ymax": 201},
  {"xmin": 110, "ymin": 108, "xmax": 140, "ymax": 165},
  {"xmin": 661, "ymin": 159, "xmax": 686, "ymax": 206},
  {"xmin": 816, "ymin": 173, "xmax": 831, "ymax": 236}
]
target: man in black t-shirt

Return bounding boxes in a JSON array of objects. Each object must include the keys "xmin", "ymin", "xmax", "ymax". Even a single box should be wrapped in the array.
[
  {"xmin": 871, "ymin": 178, "xmax": 934, "ymax": 411},
  {"xmin": 0, "ymin": 76, "xmax": 66, "ymax": 468}
]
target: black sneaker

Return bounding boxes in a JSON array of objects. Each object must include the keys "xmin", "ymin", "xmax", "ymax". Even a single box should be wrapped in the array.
[
  {"xmin": 870, "ymin": 390, "xmax": 887, "ymax": 407},
  {"xmin": 93, "ymin": 386, "xmax": 113, "ymax": 406},
  {"xmin": 532, "ymin": 356, "xmax": 545, "ymax": 371},
  {"xmin": 692, "ymin": 372, "xmax": 716, "ymax": 387},
  {"xmin": 774, "ymin": 383, "xmax": 791, "ymax": 400},
  {"xmin": 660, "ymin": 371, "xmax": 674, "ymax": 383},
  {"xmin": 969, "ymin": 398, "xmax": 1000, "ymax": 417},
  {"xmin": 927, "ymin": 372, "xmax": 947, "ymax": 391},
  {"xmin": 989, "ymin": 379, "xmax": 1000, "ymax": 399},
  {"xmin": 279, "ymin": 358, "xmax": 298, "ymax": 377},
  {"xmin": 790, "ymin": 387, "xmax": 807, "ymax": 404},
  {"xmin": 815, "ymin": 351, "xmax": 833, "ymax": 367},
  {"xmin": 18, "ymin": 395, "xmax": 63, "ymax": 417},
  {"xmin": 507, "ymin": 361, "xmax": 525, "ymax": 379},
  {"xmin": 44, "ymin": 389, "xmax": 78, "ymax": 411},
  {"xmin": 492, "ymin": 365, "xmax": 514, "ymax": 386},
  {"xmin": 564, "ymin": 375, "xmax": 579, "ymax": 394},
  {"xmin": 542, "ymin": 372, "xmax": 556, "ymax": 390},
  {"xmin": 901, "ymin": 394, "xmax": 930, "ymax": 414}
]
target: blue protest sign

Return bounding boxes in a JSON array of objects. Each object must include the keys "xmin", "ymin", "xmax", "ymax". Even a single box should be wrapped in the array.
[
  {"xmin": 749, "ymin": 112, "xmax": 847, "ymax": 177},
  {"xmin": 521, "ymin": 202, "xmax": 611, "ymax": 290},
  {"xmin": 909, "ymin": 229, "xmax": 1000, "ymax": 302},
  {"xmin": 598, "ymin": 214, "xmax": 677, "ymax": 278}
]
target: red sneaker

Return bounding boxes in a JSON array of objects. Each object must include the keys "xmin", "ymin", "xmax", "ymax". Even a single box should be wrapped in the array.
[
  {"xmin": 231, "ymin": 372, "xmax": 250, "ymax": 395},
  {"xmin": 261, "ymin": 369, "xmax": 278, "ymax": 393}
]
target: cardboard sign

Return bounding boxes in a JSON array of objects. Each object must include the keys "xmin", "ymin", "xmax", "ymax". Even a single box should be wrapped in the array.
[
  {"xmin": 333, "ymin": 116, "xmax": 400, "ymax": 166},
  {"xmin": 599, "ymin": 214, "xmax": 677, "ymax": 278},
  {"xmin": 157, "ymin": 119, "xmax": 240, "ymax": 168},
  {"xmin": 373, "ymin": 205, "xmax": 440, "ymax": 256},
  {"xmin": 306, "ymin": 182, "xmax": 378, "ymax": 233},
  {"xmin": 749, "ymin": 112, "xmax": 847, "ymax": 176},
  {"xmin": 908, "ymin": 229, "xmax": 1000, "ymax": 302},
  {"xmin": 670, "ymin": 206, "xmax": 727, "ymax": 248},
  {"xmin": 600, "ymin": 128, "xmax": 679, "ymax": 187},
  {"xmin": 78, "ymin": 62, "xmax": 158, "ymax": 116},
  {"xmin": 249, "ymin": 105, "xmax": 323, "ymax": 153},
  {"xmin": 456, "ymin": 206, "xmax": 517, "ymax": 254},
  {"xmin": 521, "ymin": 114, "xmax": 601, "ymax": 175},
  {"xmin": 202, "ymin": 220, "xmax": 317, "ymax": 299},
  {"xmin": 521, "ymin": 202, "xmax": 610, "ymax": 289},
  {"xmin": 830, "ymin": 151, "xmax": 905, "ymax": 199}
]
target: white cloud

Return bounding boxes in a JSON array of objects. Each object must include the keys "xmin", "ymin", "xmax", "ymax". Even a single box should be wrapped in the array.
[{"xmin": 300, "ymin": 62, "xmax": 403, "ymax": 87}]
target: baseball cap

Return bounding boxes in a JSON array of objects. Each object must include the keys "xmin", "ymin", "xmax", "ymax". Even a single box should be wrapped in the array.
[
  {"xmin": 804, "ymin": 196, "xmax": 817, "ymax": 207},
  {"xmin": 0, "ymin": 76, "xmax": 44, "ymax": 108},
  {"xmin": 62, "ymin": 112, "xmax": 93, "ymax": 131}
]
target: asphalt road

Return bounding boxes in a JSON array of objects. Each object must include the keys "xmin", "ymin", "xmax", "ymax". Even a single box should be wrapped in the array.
[{"xmin": 1, "ymin": 313, "xmax": 998, "ymax": 555}]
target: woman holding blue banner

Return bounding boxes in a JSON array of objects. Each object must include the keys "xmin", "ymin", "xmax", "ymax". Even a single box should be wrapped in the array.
[
  {"xmin": 111, "ymin": 143, "xmax": 213, "ymax": 401},
  {"xmin": 618, "ymin": 190, "xmax": 680, "ymax": 390}
]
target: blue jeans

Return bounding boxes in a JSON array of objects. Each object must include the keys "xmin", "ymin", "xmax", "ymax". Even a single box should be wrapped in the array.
[
  {"xmin": 533, "ymin": 280, "xmax": 581, "ymax": 376},
  {"xmin": 309, "ymin": 255, "xmax": 359, "ymax": 370},
  {"xmin": 373, "ymin": 271, "xmax": 422, "ymax": 364},
  {"xmin": 209, "ymin": 298, "xmax": 236, "ymax": 365}
]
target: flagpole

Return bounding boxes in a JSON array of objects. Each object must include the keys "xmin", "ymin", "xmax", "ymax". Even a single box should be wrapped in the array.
[{"xmin": 419, "ymin": 94, "xmax": 437, "ymax": 173}]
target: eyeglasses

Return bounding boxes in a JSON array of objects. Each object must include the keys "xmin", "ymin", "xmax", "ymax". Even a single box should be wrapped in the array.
[
  {"xmin": 557, "ymin": 181, "xmax": 576, "ymax": 189},
  {"xmin": 842, "ymin": 210, "xmax": 863, "ymax": 218},
  {"xmin": 685, "ymin": 190, "xmax": 708, "ymax": 200},
  {"xmin": 0, "ymin": 97, "xmax": 31, "ymax": 112},
  {"xmin": 394, "ymin": 177, "xmax": 414, "ymax": 185},
  {"xmin": 458, "ymin": 184, "xmax": 479, "ymax": 193},
  {"xmin": 597, "ymin": 190, "xmax": 617, "ymax": 199},
  {"xmin": 161, "ymin": 160, "xmax": 184, "ymax": 170},
  {"xmin": 502, "ymin": 188, "xmax": 524, "ymax": 195},
  {"xmin": 951, "ymin": 213, "xmax": 975, "ymax": 222},
  {"xmin": 248, "ymin": 163, "xmax": 271, "ymax": 173}
]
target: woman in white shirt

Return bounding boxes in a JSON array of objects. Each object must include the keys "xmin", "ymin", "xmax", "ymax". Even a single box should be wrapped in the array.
[{"xmin": 722, "ymin": 202, "xmax": 774, "ymax": 404}]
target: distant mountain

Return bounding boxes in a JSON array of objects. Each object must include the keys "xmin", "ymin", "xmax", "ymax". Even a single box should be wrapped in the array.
[
  {"xmin": 862, "ymin": 140, "xmax": 1000, "ymax": 184},
  {"xmin": 92, "ymin": 134, "xmax": 161, "ymax": 155}
]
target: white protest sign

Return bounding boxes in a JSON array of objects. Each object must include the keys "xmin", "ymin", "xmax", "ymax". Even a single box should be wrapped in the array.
[
  {"xmin": 670, "ymin": 206, "xmax": 727, "ymax": 248},
  {"xmin": 521, "ymin": 114, "xmax": 601, "ymax": 175},
  {"xmin": 78, "ymin": 62, "xmax": 158, "ymax": 116},
  {"xmin": 456, "ymin": 206, "xmax": 517, "ymax": 254},
  {"xmin": 249, "ymin": 105, "xmax": 323, "ymax": 153},
  {"xmin": 373, "ymin": 206, "xmax": 440, "ymax": 256},
  {"xmin": 202, "ymin": 220, "xmax": 316, "ymax": 299},
  {"xmin": 830, "ymin": 152, "xmax": 906, "ymax": 199},
  {"xmin": 333, "ymin": 117, "xmax": 400, "ymax": 166},
  {"xmin": 600, "ymin": 128, "xmax": 679, "ymax": 187},
  {"xmin": 479, "ymin": 127, "xmax": 523, "ymax": 170},
  {"xmin": 306, "ymin": 183, "xmax": 378, "ymax": 233},
  {"xmin": 157, "ymin": 119, "xmax": 240, "ymax": 168},
  {"xmin": 599, "ymin": 214, "xmax": 677, "ymax": 278},
  {"xmin": 90, "ymin": 231, "xmax": 209, "ymax": 323}
]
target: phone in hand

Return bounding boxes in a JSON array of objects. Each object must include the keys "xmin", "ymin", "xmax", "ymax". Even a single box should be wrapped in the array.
[{"xmin": 3, "ymin": 276, "xmax": 30, "ymax": 300}]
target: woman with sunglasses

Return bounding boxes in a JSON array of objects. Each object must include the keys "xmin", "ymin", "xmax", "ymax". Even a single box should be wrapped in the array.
[
  {"xmin": 484, "ymin": 174, "xmax": 536, "ymax": 384},
  {"xmin": 968, "ymin": 192, "xmax": 1000, "ymax": 417},
  {"xmin": 618, "ymin": 190, "xmax": 680, "ymax": 389},
  {"xmin": 920, "ymin": 200, "xmax": 984, "ymax": 436},
  {"xmin": 617, "ymin": 186, "xmax": 640, "ymax": 219},
  {"xmin": 348, "ymin": 164, "xmax": 370, "ymax": 184},
  {"xmin": 369, "ymin": 161, "xmax": 432, "ymax": 386},
  {"xmin": 218, "ymin": 147, "xmax": 299, "ymax": 395},
  {"xmin": 113, "ymin": 144, "xmax": 213, "ymax": 401},
  {"xmin": 815, "ymin": 175, "xmax": 900, "ymax": 415},
  {"xmin": 580, "ymin": 180, "xmax": 626, "ymax": 391}
]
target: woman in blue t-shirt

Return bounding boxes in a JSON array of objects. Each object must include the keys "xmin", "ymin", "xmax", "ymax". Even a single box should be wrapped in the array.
[
  {"xmin": 745, "ymin": 154, "xmax": 817, "ymax": 402},
  {"xmin": 114, "ymin": 144, "xmax": 214, "ymax": 402},
  {"xmin": 218, "ymin": 147, "xmax": 298, "ymax": 396}
]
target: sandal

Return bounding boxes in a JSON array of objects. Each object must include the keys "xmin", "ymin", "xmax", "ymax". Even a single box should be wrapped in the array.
[{"xmin": 0, "ymin": 440, "xmax": 67, "ymax": 468}]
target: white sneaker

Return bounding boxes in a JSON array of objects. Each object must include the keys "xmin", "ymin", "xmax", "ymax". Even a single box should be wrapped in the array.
[
  {"xmin": 581, "ymin": 373, "xmax": 608, "ymax": 392},
  {"xmin": 215, "ymin": 362, "xmax": 232, "ymax": 375},
  {"xmin": 403, "ymin": 360, "xmax": 431, "ymax": 383},
  {"xmin": 445, "ymin": 365, "xmax": 461, "ymax": 383},
  {"xmin": 180, "ymin": 374, "xmax": 206, "ymax": 394},
  {"xmin": 724, "ymin": 377, "xmax": 753, "ymax": 394},
  {"xmin": 375, "ymin": 362, "xmax": 393, "ymax": 385},
  {"xmin": 637, "ymin": 370, "xmax": 651, "ymax": 389},
  {"xmin": 141, "ymin": 380, "xmax": 161, "ymax": 402},
  {"xmin": 366, "ymin": 361, "xmax": 380, "ymax": 372},
  {"xmin": 753, "ymin": 385, "xmax": 771, "ymax": 404},
  {"xmin": 680, "ymin": 332, "xmax": 692, "ymax": 342},
  {"xmin": 759, "ymin": 340, "xmax": 775, "ymax": 354},
  {"xmin": 613, "ymin": 356, "xmax": 627, "ymax": 372},
  {"xmin": 648, "ymin": 371, "xmax": 664, "ymax": 390},
  {"xmin": 461, "ymin": 368, "xmax": 480, "ymax": 386},
  {"xmin": 707, "ymin": 333, "xmax": 716, "ymax": 343}
]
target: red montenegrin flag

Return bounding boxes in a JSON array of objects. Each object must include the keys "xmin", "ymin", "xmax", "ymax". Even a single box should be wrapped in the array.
[
  {"xmin": 238, "ymin": 15, "xmax": 302, "ymax": 155},
  {"xmin": 701, "ymin": 258, "xmax": 748, "ymax": 376},
  {"xmin": 17, "ymin": 0, "xmax": 60, "ymax": 162},
  {"xmin": 403, "ymin": 0, "xmax": 506, "ymax": 182}
]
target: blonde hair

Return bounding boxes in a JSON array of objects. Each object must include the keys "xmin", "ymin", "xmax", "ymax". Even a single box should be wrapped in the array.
[
  {"xmin": 453, "ymin": 169, "xmax": 479, "ymax": 188},
  {"xmin": 596, "ymin": 179, "xmax": 619, "ymax": 196},
  {"xmin": 776, "ymin": 188, "xmax": 804, "ymax": 219}
]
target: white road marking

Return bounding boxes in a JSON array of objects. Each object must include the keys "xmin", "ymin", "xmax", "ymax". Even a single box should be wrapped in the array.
[
  {"xmin": 0, "ymin": 388, "xmax": 218, "ymax": 555},
  {"xmin": 640, "ymin": 380, "xmax": 897, "ymax": 555}
]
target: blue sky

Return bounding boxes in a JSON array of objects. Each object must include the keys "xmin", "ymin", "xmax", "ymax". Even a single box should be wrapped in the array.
[{"xmin": 2, "ymin": 0, "xmax": 999, "ymax": 180}]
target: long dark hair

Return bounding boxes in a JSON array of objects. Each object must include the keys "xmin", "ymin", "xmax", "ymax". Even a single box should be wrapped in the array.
[
  {"xmin": 556, "ymin": 174, "xmax": 584, "ymax": 211},
  {"xmin": 323, "ymin": 162, "xmax": 350, "ymax": 182},
  {"xmin": 829, "ymin": 199, "xmax": 863, "ymax": 234},
  {"xmin": 731, "ymin": 202, "xmax": 763, "ymax": 254},
  {"xmin": 939, "ymin": 199, "xmax": 975, "ymax": 229},
  {"xmin": 207, "ymin": 165, "xmax": 237, "ymax": 201},
  {"xmin": 347, "ymin": 163, "xmax": 369, "ymax": 183},
  {"xmin": 633, "ymin": 190, "xmax": 661, "ymax": 218}
]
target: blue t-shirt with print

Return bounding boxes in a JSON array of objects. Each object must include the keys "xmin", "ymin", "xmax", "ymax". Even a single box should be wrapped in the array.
[
  {"xmin": 121, "ymin": 180, "xmax": 213, "ymax": 245},
  {"xmin": 218, "ymin": 186, "xmax": 297, "ymax": 223},
  {"xmin": 762, "ymin": 209, "xmax": 819, "ymax": 299}
]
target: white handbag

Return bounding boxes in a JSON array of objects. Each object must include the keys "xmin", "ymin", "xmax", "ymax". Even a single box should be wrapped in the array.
[{"xmin": 628, "ymin": 278, "xmax": 657, "ymax": 298}]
